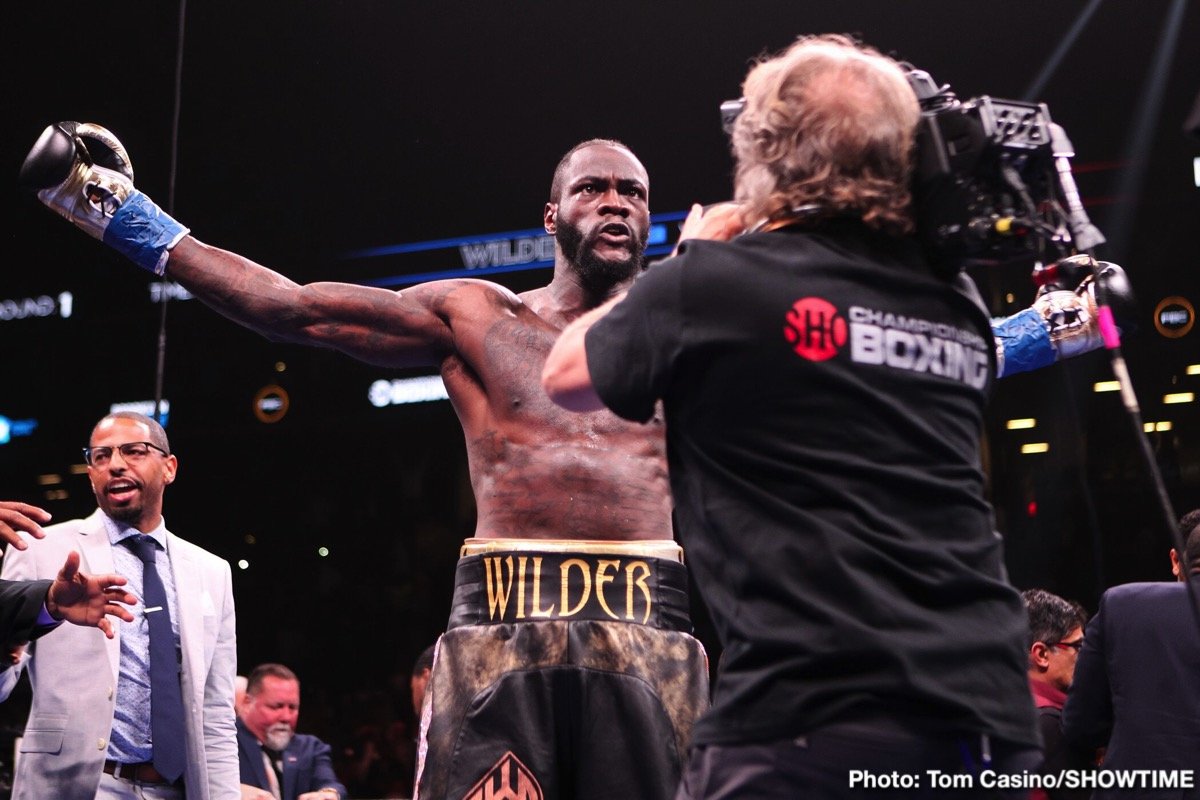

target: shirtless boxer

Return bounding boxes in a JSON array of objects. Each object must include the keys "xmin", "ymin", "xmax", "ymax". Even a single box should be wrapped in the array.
[{"xmin": 22, "ymin": 128, "xmax": 709, "ymax": 800}]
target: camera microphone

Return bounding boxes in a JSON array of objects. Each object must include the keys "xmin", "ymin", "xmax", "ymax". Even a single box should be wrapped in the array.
[{"xmin": 1050, "ymin": 124, "xmax": 1106, "ymax": 253}]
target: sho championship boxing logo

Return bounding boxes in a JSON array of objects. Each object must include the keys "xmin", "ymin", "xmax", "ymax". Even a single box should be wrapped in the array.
[
  {"xmin": 784, "ymin": 298, "xmax": 990, "ymax": 388},
  {"xmin": 784, "ymin": 298, "xmax": 847, "ymax": 361},
  {"xmin": 463, "ymin": 751, "xmax": 544, "ymax": 800}
]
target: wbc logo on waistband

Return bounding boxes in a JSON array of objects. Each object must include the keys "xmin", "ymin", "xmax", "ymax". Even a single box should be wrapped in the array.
[{"xmin": 463, "ymin": 751, "xmax": 544, "ymax": 800}]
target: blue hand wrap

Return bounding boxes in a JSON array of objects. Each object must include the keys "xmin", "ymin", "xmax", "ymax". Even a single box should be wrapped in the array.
[
  {"xmin": 102, "ymin": 191, "xmax": 189, "ymax": 276},
  {"xmin": 992, "ymin": 307, "xmax": 1055, "ymax": 378}
]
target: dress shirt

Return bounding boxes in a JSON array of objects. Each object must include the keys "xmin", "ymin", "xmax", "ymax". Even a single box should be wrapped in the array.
[
  {"xmin": 1029, "ymin": 676, "xmax": 1068, "ymax": 710},
  {"xmin": 34, "ymin": 604, "xmax": 58, "ymax": 627}
]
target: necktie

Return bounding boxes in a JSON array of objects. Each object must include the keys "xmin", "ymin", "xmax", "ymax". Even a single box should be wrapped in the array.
[
  {"xmin": 126, "ymin": 534, "xmax": 186, "ymax": 782},
  {"xmin": 262, "ymin": 747, "xmax": 284, "ymax": 799}
]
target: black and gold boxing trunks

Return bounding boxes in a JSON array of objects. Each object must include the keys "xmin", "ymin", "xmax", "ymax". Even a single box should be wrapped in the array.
[{"xmin": 415, "ymin": 539, "xmax": 710, "ymax": 800}]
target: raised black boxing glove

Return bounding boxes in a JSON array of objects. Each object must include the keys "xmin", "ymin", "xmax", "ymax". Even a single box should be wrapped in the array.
[{"xmin": 21, "ymin": 122, "xmax": 188, "ymax": 275}]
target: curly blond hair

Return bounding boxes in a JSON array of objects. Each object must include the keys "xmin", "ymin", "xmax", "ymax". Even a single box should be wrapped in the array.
[{"xmin": 732, "ymin": 34, "xmax": 919, "ymax": 235}]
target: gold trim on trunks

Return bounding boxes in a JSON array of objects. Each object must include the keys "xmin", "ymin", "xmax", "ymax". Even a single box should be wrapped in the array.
[{"xmin": 460, "ymin": 537, "xmax": 683, "ymax": 563}]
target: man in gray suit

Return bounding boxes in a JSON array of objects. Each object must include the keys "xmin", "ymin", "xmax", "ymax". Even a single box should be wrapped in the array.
[
  {"xmin": 0, "ymin": 412, "xmax": 240, "ymax": 800},
  {"xmin": 1062, "ymin": 513, "xmax": 1200, "ymax": 798}
]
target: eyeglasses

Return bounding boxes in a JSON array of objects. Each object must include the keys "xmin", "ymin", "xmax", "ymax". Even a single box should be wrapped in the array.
[
  {"xmin": 82, "ymin": 441, "xmax": 170, "ymax": 467},
  {"xmin": 1052, "ymin": 639, "xmax": 1085, "ymax": 653}
]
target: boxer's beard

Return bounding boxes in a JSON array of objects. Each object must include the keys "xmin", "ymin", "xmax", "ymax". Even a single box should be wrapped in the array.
[
  {"xmin": 263, "ymin": 723, "xmax": 294, "ymax": 752},
  {"xmin": 556, "ymin": 218, "xmax": 646, "ymax": 289}
]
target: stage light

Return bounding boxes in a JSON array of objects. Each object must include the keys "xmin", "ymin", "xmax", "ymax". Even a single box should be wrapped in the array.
[
  {"xmin": 1104, "ymin": 0, "xmax": 1189, "ymax": 256},
  {"xmin": 1022, "ymin": 0, "xmax": 1103, "ymax": 102}
]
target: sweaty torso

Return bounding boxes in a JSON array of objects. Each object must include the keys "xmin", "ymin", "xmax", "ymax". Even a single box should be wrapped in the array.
[{"xmin": 431, "ymin": 281, "xmax": 671, "ymax": 542}]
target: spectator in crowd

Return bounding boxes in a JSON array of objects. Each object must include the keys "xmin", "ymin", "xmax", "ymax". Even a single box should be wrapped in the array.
[
  {"xmin": 238, "ymin": 663, "xmax": 347, "ymax": 800},
  {"xmin": 1062, "ymin": 512, "xmax": 1200, "ymax": 798},
  {"xmin": 1021, "ymin": 588, "xmax": 1094, "ymax": 798}
]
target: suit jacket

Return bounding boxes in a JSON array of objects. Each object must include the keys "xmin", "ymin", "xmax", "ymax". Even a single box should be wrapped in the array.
[
  {"xmin": 0, "ymin": 509, "xmax": 240, "ymax": 800},
  {"xmin": 237, "ymin": 717, "xmax": 347, "ymax": 799},
  {"xmin": 1062, "ymin": 579, "xmax": 1200, "ymax": 797},
  {"xmin": 1029, "ymin": 679, "xmax": 1094, "ymax": 800},
  {"xmin": 0, "ymin": 578, "xmax": 53, "ymax": 646}
]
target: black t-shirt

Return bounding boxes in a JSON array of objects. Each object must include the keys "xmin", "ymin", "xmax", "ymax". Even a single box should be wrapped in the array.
[{"xmin": 586, "ymin": 221, "xmax": 1038, "ymax": 747}]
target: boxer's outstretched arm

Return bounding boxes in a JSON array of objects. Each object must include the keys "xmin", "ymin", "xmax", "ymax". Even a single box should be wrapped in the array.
[
  {"xmin": 167, "ymin": 237, "xmax": 458, "ymax": 369},
  {"xmin": 21, "ymin": 121, "xmax": 465, "ymax": 370}
]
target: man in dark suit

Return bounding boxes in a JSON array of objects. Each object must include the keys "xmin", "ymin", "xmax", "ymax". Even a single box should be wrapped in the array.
[
  {"xmin": 1, "ymin": 500, "xmax": 136, "ymax": 646},
  {"xmin": 237, "ymin": 663, "xmax": 347, "ymax": 800},
  {"xmin": 1062, "ymin": 512, "xmax": 1200, "ymax": 797}
]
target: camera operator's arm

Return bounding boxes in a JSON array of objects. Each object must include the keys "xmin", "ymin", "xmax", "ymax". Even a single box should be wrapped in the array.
[
  {"xmin": 992, "ymin": 260, "xmax": 1134, "ymax": 378},
  {"xmin": 542, "ymin": 294, "xmax": 625, "ymax": 412}
]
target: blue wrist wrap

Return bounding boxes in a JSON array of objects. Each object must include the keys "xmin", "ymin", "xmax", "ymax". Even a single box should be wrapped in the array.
[
  {"xmin": 992, "ymin": 307, "xmax": 1056, "ymax": 378},
  {"xmin": 102, "ymin": 191, "xmax": 189, "ymax": 276}
]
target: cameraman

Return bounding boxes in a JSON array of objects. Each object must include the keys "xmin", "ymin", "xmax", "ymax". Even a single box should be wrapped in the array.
[{"xmin": 543, "ymin": 35, "xmax": 1040, "ymax": 797}]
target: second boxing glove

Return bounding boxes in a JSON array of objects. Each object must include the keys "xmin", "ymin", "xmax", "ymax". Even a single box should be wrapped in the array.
[{"xmin": 992, "ymin": 256, "xmax": 1136, "ymax": 377}]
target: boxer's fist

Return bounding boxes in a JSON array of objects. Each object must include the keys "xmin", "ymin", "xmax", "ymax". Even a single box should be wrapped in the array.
[
  {"xmin": 1033, "ymin": 257, "xmax": 1136, "ymax": 358},
  {"xmin": 20, "ymin": 122, "xmax": 188, "ymax": 275},
  {"xmin": 21, "ymin": 122, "xmax": 135, "ymax": 237},
  {"xmin": 1032, "ymin": 285, "xmax": 1099, "ymax": 360},
  {"xmin": 993, "ymin": 257, "xmax": 1135, "ymax": 377}
]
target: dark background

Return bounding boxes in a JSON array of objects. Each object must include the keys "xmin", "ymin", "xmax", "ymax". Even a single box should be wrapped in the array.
[{"xmin": 3, "ymin": 0, "xmax": 1199, "ymax": 794}]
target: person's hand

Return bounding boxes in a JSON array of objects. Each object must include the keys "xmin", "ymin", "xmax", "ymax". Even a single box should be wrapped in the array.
[
  {"xmin": 298, "ymin": 790, "xmax": 341, "ymax": 800},
  {"xmin": 240, "ymin": 785, "xmax": 274, "ymax": 800},
  {"xmin": 4, "ymin": 644, "xmax": 26, "ymax": 666},
  {"xmin": 45, "ymin": 551, "xmax": 137, "ymax": 638},
  {"xmin": 676, "ymin": 202, "xmax": 745, "ymax": 250},
  {"xmin": 0, "ymin": 501, "xmax": 51, "ymax": 550}
]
